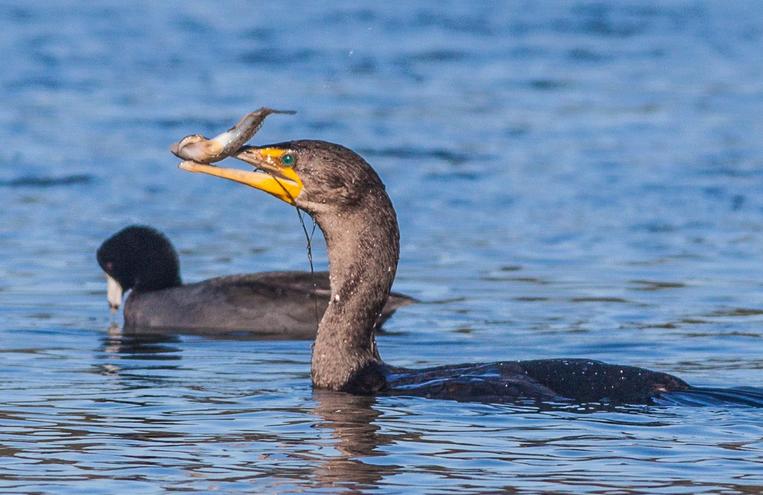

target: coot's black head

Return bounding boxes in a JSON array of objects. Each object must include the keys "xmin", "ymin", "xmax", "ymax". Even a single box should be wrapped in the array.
[{"xmin": 96, "ymin": 225, "xmax": 182, "ymax": 307}]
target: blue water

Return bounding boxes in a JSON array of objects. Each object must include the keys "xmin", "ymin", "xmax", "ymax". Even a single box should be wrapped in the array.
[{"xmin": 2, "ymin": 1, "xmax": 763, "ymax": 492}]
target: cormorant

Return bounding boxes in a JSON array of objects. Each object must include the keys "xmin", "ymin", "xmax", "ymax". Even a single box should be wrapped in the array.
[{"xmin": 178, "ymin": 139, "xmax": 690, "ymax": 403}]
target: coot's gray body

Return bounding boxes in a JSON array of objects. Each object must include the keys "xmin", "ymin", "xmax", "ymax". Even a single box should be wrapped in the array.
[{"xmin": 124, "ymin": 271, "xmax": 413, "ymax": 337}]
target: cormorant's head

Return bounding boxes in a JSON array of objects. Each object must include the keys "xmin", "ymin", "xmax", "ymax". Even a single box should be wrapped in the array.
[
  {"xmin": 96, "ymin": 225, "xmax": 182, "ymax": 309},
  {"xmin": 179, "ymin": 140, "xmax": 385, "ymax": 216}
]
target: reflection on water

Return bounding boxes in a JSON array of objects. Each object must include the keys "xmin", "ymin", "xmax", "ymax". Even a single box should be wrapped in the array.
[
  {"xmin": 2, "ymin": 0, "xmax": 763, "ymax": 492},
  {"xmin": 1, "ymin": 325, "xmax": 763, "ymax": 493},
  {"xmin": 101, "ymin": 323, "xmax": 183, "ymax": 357},
  {"xmin": 311, "ymin": 392, "xmax": 396, "ymax": 491}
]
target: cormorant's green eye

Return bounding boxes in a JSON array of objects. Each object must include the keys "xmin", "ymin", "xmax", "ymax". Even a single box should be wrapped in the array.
[{"xmin": 282, "ymin": 153, "xmax": 296, "ymax": 166}]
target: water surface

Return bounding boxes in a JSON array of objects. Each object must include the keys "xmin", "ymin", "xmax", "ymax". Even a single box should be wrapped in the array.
[{"xmin": 2, "ymin": 1, "xmax": 763, "ymax": 493}]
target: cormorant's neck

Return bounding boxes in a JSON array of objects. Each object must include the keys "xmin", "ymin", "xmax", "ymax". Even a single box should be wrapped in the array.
[{"xmin": 311, "ymin": 189, "xmax": 399, "ymax": 392}]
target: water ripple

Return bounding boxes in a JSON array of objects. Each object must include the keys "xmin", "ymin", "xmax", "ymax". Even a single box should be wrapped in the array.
[{"xmin": 2, "ymin": 0, "xmax": 763, "ymax": 493}]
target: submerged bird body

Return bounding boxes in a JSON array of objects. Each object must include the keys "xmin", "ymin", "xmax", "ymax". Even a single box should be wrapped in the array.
[
  {"xmin": 97, "ymin": 226, "xmax": 414, "ymax": 336},
  {"xmin": 178, "ymin": 121, "xmax": 690, "ymax": 403},
  {"xmin": 367, "ymin": 359, "xmax": 687, "ymax": 404}
]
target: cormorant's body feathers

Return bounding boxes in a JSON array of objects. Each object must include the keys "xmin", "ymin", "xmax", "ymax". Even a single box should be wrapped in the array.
[{"xmin": 384, "ymin": 359, "xmax": 689, "ymax": 404}]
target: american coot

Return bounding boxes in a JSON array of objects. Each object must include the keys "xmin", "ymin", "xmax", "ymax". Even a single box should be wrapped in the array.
[
  {"xmin": 179, "ymin": 139, "xmax": 691, "ymax": 404},
  {"xmin": 97, "ymin": 225, "xmax": 415, "ymax": 338}
]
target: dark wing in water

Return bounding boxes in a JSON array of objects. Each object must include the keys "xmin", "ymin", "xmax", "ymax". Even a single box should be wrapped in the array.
[
  {"xmin": 386, "ymin": 359, "xmax": 691, "ymax": 404},
  {"xmin": 654, "ymin": 386, "xmax": 763, "ymax": 407}
]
